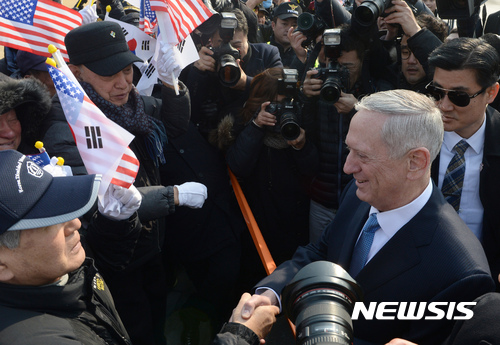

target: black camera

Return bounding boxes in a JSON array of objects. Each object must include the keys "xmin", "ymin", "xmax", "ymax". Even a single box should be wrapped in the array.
[
  {"xmin": 265, "ymin": 69, "xmax": 301, "ymax": 141},
  {"xmin": 295, "ymin": 12, "xmax": 327, "ymax": 47},
  {"xmin": 354, "ymin": 0, "xmax": 430, "ymax": 28},
  {"xmin": 314, "ymin": 29, "xmax": 350, "ymax": 103},
  {"xmin": 282, "ymin": 261, "xmax": 363, "ymax": 345},
  {"xmin": 211, "ymin": 12, "xmax": 241, "ymax": 87}
]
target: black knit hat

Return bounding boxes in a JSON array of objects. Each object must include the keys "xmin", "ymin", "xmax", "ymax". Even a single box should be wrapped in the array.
[{"xmin": 64, "ymin": 21, "xmax": 142, "ymax": 77}]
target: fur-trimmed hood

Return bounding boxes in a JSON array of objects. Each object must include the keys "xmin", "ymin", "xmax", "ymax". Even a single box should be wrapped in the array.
[{"xmin": 0, "ymin": 77, "xmax": 52, "ymax": 149}]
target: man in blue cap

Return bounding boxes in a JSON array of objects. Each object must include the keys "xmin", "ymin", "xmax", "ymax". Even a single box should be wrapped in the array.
[
  {"xmin": 0, "ymin": 149, "xmax": 142, "ymax": 344},
  {"xmin": 16, "ymin": 50, "xmax": 56, "ymax": 97}
]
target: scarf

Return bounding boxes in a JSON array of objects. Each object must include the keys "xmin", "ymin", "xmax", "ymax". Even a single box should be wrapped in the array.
[{"xmin": 81, "ymin": 82, "xmax": 167, "ymax": 166}]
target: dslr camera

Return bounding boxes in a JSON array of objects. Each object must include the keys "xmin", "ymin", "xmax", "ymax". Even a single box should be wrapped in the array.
[
  {"xmin": 211, "ymin": 12, "xmax": 241, "ymax": 87},
  {"xmin": 314, "ymin": 29, "xmax": 350, "ymax": 103},
  {"xmin": 294, "ymin": 12, "xmax": 327, "ymax": 47},
  {"xmin": 265, "ymin": 69, "xmax": 302, "ymax": 141},
  {"xmin": 282, "ymin": 261, "xmax": 363, "ymax": 345},
  {"xmin": 354, "ymin": 0, "xmax": 430, "ymax": 28}
]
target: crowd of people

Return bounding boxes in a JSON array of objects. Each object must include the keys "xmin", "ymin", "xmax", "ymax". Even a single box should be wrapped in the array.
[{"xmin": 1, "ymin": 0, "xmax": 500, "ymax": 344}]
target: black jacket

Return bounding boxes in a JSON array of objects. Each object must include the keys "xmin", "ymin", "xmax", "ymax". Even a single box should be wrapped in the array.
[
  {"xmin": 226, "ymin": 121, "xmax": 319, "ymax": 265},
  {"xmin": 0, "ymin": 259, "xmax": 131, "ymax": 345}
]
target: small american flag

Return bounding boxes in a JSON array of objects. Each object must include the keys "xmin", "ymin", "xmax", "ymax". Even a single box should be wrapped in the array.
[
  {"xmin": 48, "ymin": 64, "xmax": 140, "ymax": 197},
  {"xmin": 0, "ymin": 0, "xmax": 82, "ymax": 61},
  {"xmin": 150, "ymin": 0, "xmax": 213, "ymax": 43},
  {"xmin": 140, "ymin": 0, "xmax": 157, "ymax": 34}
]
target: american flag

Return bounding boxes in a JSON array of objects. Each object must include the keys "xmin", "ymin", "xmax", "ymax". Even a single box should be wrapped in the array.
[
  {"xmin": 150, "ymin": 0, "xmax": 213, "ymax": 44},
  {"xmin": 140, "ymin": 0, "xmax": 157, "ymax": 35},
  {"xmin": 0, "ymin": 0, "xmax": 82, "ymax": 61},
  {"xmin": 47, "ymin": 64, "xmax": 140, "ymax": 198}
]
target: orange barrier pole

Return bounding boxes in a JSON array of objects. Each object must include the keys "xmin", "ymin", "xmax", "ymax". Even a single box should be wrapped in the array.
[
  {"xmin": 228, "ymin": 167, "xmax": 276, "ymax": 275},
  {"xmin": 228, "ymin": 167, "xmax": 296, "ymax": 336}
]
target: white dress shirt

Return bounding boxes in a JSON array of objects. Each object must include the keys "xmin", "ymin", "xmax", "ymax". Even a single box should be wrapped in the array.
[
  {"xmin": 362, "ymin": 179, "xmax": 433, "ymax": 264},
  {"xmin": 437, "ymin": 120, "xmax": 485, "ymax": 241}
]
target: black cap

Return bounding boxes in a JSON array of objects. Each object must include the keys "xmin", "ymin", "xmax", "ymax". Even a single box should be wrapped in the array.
[
  {"xmin": 65, "ymin": 21, "xmax": 142, "ymax": 77},
  {"xmin": 274, "ymin": 2, "xmax": 302, "ymax": 20},
  {"xmin": 0, "ymin": 150, "xmax": 100, "ymax": 234},
  {"xmin": 257, "ymin": 4, "xmax": 269, "ymax": 15}
]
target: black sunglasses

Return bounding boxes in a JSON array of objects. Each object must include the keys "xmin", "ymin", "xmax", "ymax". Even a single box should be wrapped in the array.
[{"xmin": 425, "ymin": 82, "xmax": 487, "ymax": 107}]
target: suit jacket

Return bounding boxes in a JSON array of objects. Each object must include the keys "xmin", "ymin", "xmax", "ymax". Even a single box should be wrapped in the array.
[
  {"xmin": 256, "ymin": 180, "xmax": 495, "ymax": 345},
  {"xmin": 431, "ymin": 106, "xmax": 500, "ymax": 290}
]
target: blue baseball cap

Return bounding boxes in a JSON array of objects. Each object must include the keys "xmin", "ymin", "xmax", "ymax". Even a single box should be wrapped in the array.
[
  {"xmin": 16, "ymin": 50, "xmax": 48, "ymax": 75},
  {"xmin": 0, "ymin": 150, "xmax": 100, "ymax": 234}
]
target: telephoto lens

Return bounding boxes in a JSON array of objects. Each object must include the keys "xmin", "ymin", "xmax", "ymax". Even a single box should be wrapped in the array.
[{"xmin": 282, "ymin": 261, "xmax": 363, "ymax": 345}]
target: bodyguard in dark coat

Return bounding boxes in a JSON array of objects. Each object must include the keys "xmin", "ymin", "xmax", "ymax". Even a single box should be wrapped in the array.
[{"xmin": 428, "ymin": 38, "xmax": 500, "ymax": 290}]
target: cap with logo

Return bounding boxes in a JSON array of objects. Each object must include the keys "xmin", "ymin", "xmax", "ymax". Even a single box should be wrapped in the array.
[
  {"xmin": 0, "ymin": 150, "xmax": 100, "ymax": 234},
  {"xmin": 64, "ymin": 21, "xmax": 142, "ymax": 77},
  {"xmin": 274, "ymin": 2, "xmax": 302, "ymax": 20}
]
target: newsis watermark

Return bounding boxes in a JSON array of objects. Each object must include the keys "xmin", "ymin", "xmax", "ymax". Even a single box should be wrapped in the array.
[{"xmin": 351, "ymin": 302, "xmax": 477, "ymax": 320}]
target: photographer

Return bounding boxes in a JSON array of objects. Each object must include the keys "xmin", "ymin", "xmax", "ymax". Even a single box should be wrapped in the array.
[
  {"xmin": 380, "ymin": 0, "xmax": 447, "ymax": 92},
  {"xmin": 301, "ymin": 24, "xmax": 394, "ymax": 242},
  {"xmin": 180, "ymin": 8, "xmax": 282, "ymax": 145},
  {"xmin": 225, "ymin": 67, "xmax": 318, "ymax": 286},
  {"xmin": 394, "ymin": 13, "xmax": 448, "ymax": 92}
]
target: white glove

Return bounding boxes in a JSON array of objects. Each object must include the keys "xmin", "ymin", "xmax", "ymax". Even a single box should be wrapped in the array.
[
  {"xmin": 156, "ymin": 41, "xmax": 183, "ymax": 85},
  {"xmin": 98, "ymin": 184, "xmax": 142, "ymax": 220},
  {"xmin": 175, "ymin": 182, "xmax": 208, "ymax": 208},
  {"xmin": 79, "ymin": 4, "xmax": 98, "ymax": 25}
]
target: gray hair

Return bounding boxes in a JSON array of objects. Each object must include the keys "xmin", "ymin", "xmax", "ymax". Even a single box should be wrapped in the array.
[
  {"xmin": 0, "ymin": 230, "xmax": 21, "ymax": 249},
  {"xmin": 355, "ymin": 89, "xmax": 444, "ymax": 161}
]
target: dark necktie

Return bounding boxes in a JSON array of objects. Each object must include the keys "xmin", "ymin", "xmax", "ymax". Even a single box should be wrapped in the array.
[
  {"xmin": 349, "ymin": 213, "xmax": 380, "ymax": 278},
  {"xmin": 441, "ymin": 140, "xmax": 469, "ymax": 212}
]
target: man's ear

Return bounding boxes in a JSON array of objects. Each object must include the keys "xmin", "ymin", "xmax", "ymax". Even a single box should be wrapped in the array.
[
  {"xmin": 486, "ymin": 82, "xmax": 499, "ymax": 104},
  {"xmin": 407, "ymin": 147, "xmax": 431, "ymax": 181},
  {"xmin": 0, "ymin": 259, "xmax": 14, "ymax": 283},
  {"xmin": 68, "ymin": 64, "xmax": 81, "ymax": 79}
]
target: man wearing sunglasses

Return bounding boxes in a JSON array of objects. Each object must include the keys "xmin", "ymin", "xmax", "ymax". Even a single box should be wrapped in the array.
[{"xmin": 428, "ymin": 37, "xmax": 500, "ymax": 290}]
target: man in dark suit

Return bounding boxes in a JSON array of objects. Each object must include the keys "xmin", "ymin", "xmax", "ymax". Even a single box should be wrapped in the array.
[
  {"xmin": 427, "ymin": 37, "xmax": 500, "ymax": 290},
  {"xmin": 240, "ymin": 89, "xmax": 495, "ymax": 345}
]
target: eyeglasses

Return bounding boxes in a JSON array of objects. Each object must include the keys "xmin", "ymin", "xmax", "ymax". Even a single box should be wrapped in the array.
[
  {"xmin": 425, "ymin": 82, "xmax": 487, "ymax": 107},
  {"xmin": 400, "ymin": 45, "xmax": 412, "ymax": 60}
]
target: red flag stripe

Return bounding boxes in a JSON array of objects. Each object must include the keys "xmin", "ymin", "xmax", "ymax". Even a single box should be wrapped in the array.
[
  {"xmin": 110, "ymin": 178, "xmax": 132, "ymax": 188},
  {"xmin": 115, "ymin": 165, "xmax": 139, "ymax": 178},
  {"xmin": 122, "ymin": 153, "xmax": 140, "ymax": 165}
]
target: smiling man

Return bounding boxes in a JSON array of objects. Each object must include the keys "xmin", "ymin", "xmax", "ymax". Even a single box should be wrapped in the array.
[
  {"xmin": 240, "ymin": 89, "xmax": 494, "ymax": 344},
  {"xmin": 428, "ymin": 37, "xmax": 500, "ymax": 290}
]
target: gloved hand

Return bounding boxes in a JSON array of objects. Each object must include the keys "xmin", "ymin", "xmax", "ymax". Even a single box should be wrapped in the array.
[
  {"xmin": 156, "ymin": 40, "xmax": 183, "ymax": 86},
  {"xmin": 79, "ymin": 3, "xmax": 98, "ymax": 24},
  {"xmin": 174, "ymin": 182, "xmax": 208, "ymax": 208},
  {"xmin": 43, "ymin": 156, "xmax": 72, "ymax": 177},
  {"xmin": 98, "ymin": 184, "xmax": 142, "ymax": 220}
]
